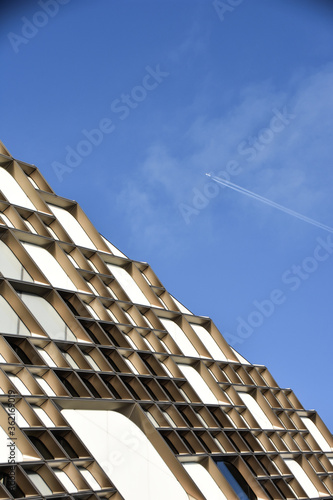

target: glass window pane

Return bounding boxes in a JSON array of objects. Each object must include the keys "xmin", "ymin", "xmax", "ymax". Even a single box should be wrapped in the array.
[
  {"xmin": 0, "ymin": 241, "xmax": 33, "ymax": 282},
  {"xmin": 107, "ymin": 264, "xmax": 150, "ymax": 306},
  {"xmin": 77, "ymin": 467, "xmax": 101, "ymax": 491},
  {"xmin": 26, "ymin": 471, "xmax": 52, "ymax": 496},
  {"xmin": 31, "ymin": 404, "xmax": 55, "ymax": 428},
  {"xmin": 190, "ymin": 323, "xmax": 227, "ymax": 361},
  {"xmin": 36, "ymin": 347, "xmax": 57, "ymax": 367},
  {"xmin": 35, "ymin": 376, "xmax": 56, "ymax": 396},
  {"xmin": 52, "ymin": 468, "xmax": 77, "ymax": 493},
  {"xmin": 8, "ymin": 375, "xmax": 31, "ymax": 395},
  {"xmin": 0, "ymin": 296, "xmax": 30, "ymax": 336},
  {"xmin": 284, "ymin": 459, "xmax": 318, "ymax": 498},
  {"xmin": 48, "ymin": 204, "xmax": 96, "ymax": 249},
  {"xmin": 216, "ymin": 461, "xmax": 256, "ymax": 500},
  {"xmin": 20, "ymin": 293, "xmax": 76, "ymax": 341},
  {"xmin": 160, "ymin": 318, "xmax": 198, "ymax": 358},
  {"xmin": 183, "ymin": 463, "xmax": 228, "ymax": 500},
  {"xmin": 177, "ymin": 364, "xmax": 219, "ymax": 404},
  {"xmin": 22, "ymin": 243, "xmax": 76, "ymax": 291},
  {"xmin": 0, "ymin": 167, "xmax": 36, "ymax": 210},
  {"xmin": 301, "ymin": 417, "xmax": 332, "ymax": 452},
  {"xmin": 237, "ymin": 392, "xmax": 273, "ymax": 430}
]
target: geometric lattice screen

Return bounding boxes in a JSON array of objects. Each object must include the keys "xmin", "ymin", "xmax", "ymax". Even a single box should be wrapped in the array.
[{"xmin": 0, "ymin": 139, "xmax": 332, "ymax": 499}]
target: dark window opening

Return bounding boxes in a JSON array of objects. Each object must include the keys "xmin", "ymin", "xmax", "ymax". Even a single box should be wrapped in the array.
[
  {"xmin": 82, "ymin": 377, "xmax": 101, "ymax": 398},
  {"xmin": 140, "ymin": 356, "xmax": 157, "ymax": 376},
  {"xmin": 142, "ymin": 383, "xmax": 158, "ymax": 401},
  {"xmin": 180, "ymin": 434, "xmax": 196, "ymax": 454},
  {"xmin": 107, "ymin": 357, "xmax": 120, "ymax": 372},
  {"xmin": 0, "ymin": 472, "xmax": 25, "ymax": 498},
  {"xmin": 103, "ymin": 379, "xmax": 121, "ymax": 399},
  {"xmin": 11, "ymin": 343, "xmax": 32, "ymax": 365},
  {"xmin": 163, "ymin": 435, "xmax": 178, "ymax": 455},
  {"xmin": 28, "ymin": 435, "xmax": 54, "ymax": 459},
  {"xmin": 161, "ymin": 384, "xmax": 176, "ymax": 402},
  {"xmin": 62, "ymin": 297, "xmax": 80, "ymax": 316},
  {"xmin": 53, "ymin": 435, "xmax": 78, "ymax": 459},
  {"xmin": 122, "ymin": 379, "xmax": 140, "ymax": 400},
  {"xmin": 215, "ymin": 460, "xmax": 257, "ymax": 500},
  {"xmin": 58, "ymin": 375, "xmax": 80, "ymax": 397}
]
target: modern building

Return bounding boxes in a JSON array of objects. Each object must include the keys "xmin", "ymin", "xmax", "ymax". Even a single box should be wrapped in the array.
[{"xmin": 0, "ymin": 139, "xmax": 332, "ymax": 500}]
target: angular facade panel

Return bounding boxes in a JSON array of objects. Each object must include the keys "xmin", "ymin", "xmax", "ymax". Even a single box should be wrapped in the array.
[{"xmin": 0, "ymin": 141, "xmax": 332, "ymax": 499}]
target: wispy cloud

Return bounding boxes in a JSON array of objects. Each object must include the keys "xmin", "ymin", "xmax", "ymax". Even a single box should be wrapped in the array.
[{"xmin": 117, "ymin": 62, "xmax": 333, "ymax": 242}]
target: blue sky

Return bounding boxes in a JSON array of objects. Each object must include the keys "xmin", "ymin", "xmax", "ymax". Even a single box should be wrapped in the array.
[{"xmin": 1, "ymin": 0, "xmax": 333, "ymax": 431}]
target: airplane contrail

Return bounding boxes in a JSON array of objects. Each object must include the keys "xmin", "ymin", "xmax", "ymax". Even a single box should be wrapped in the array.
[{"xmin": 206, "ymin": 173, "xmax": 333, "ymax": 234}]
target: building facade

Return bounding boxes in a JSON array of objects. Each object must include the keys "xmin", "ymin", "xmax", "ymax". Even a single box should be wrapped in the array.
[{"xmin": 0, "ymin": 140, "xmax": 332, "ymax": 499}]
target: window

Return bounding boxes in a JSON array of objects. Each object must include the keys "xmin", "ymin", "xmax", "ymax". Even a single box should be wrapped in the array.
[
  {"xmin": 85, "ymin": 303, "xmax": 100, "ymax": 320},
  {"xmin": 60, "ymin": 349, "xmax": 80, "ymax": 369},
  {"xmin": 0, "ymin": 471, "xmax": 24, "ymax": 498},
  {"xmin": 124, "ymin": 357, "xmax": 139, "ymax": 375},
  {"xmin": 24, "ymin": 219, "xmax": 37, "ymax": 234},
  {"xmin": 301, "ymin": 417, "xmax": 332, "ymax": 452},
  {"xmin": 26, "ymin": 470, "xmax": 52, "ymax": 496},
  {"xmin": 237, "ymin": 392, "xmax": 274, "ymax": 430},
  {"xmin": 35, "ymin": 347, "xmax": 57, "ymax": 367},
  {"xmin": 62, "ymin": 409, "xmax": 189, "ymax": 500},
  {"xmin": 31, "ymin": 405, "xmax": 55, "ymax": 428},
  {"xmin": 52, "ymin": 468, "xmax": 77, "ymax": 493},
  {"xmin": 177, "ymin": 364, "xmax": 219, "ymax": 404},
  {"xmin": 0, "ymin": 241, "xmax": 33, "ymax": 282},
  {"xmin": 0, "ymin": 296, "xmax": 30, "ymax": 336},
  {"xmin": 190, "ymin": 323, "xmax": 227, "ymax": 361},
  {"xmin": 122, "ymin": 309, "xmax": 137, "ymax": 326},
  {"xmin": 20, "ymin": 293, "xmax": 76, "ymax": 341},
  {"xmin": 83, "ymin": 353, "xmax": 100, "ymax": 371},
  {"xmin": 160, "ymin": 318, "xmax": 199, "ymax": 357},
  {"xmin": 284, "ymin": 459, "xmax": 318, "ymax": 498},
  {"xmin": 48, "ymin": 204, "xmax": 96, "ymax": 249},
  {"xmin": 54, "ymin": 436, "xmax": 78, "ymax": 458},
  {"xmin": 0, "ymin": 167, "xmax": 36, "ymax": 210},
  {"xmin": 215, "ymin": 461, "xmax": 257, "ymax": 500},
  {"xmin": 28, "ymin": 436, "xmax": 53, "ymax": 459},
  {"xmin": 107, "ymin": 264, "xmax": 150, "ymax": 306},
  {"xmin": 8, "ymin": 375, "xmax": 31, "ymax": 396},
  {"xmin": 3, "ymin": 404, "xmax": 29, "ymax": 427},
  {"xmin": 183, "ymin": 463, "xmax": 228, "ymax": 500},
  {"xmin": 77, "ymin": 466, "xmax": 101, "ymax": 490},
  {"xmin": 0, "ymin": 212, "xmax": 14, "ymax": 228},
  {"xmin": 35, "ymin": 376, "xmax": 56, "ymax": 397},
  {"xmin": 22, "ymin": 242, "xmax": 77, "ymax": 291}
]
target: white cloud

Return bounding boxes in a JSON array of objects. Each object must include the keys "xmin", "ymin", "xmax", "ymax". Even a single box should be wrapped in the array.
[{"xmin": 117, "ymin": 63, "xmax": 333, "ymax": 240}]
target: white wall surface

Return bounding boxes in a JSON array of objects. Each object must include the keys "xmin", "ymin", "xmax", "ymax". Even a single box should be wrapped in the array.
[{"xmin": 62, "ymin": 409, "xmax": 190, "ymax": 500}]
